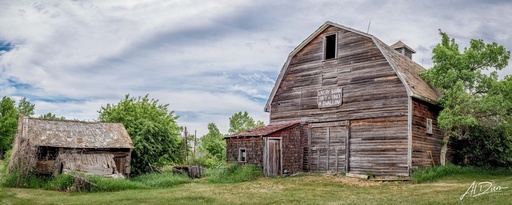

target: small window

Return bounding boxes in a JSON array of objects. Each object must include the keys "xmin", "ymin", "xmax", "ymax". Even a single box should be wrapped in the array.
[
  {"xmin": 239, "ymin": 148, "xmax": 247, "ymax": 162},
  {"xmin": 324, "ymin": 34, "xmax": 337, "ymax": 60},
  {"xmin": 426, "ymin": 118, "xmax": 433, "ymax": 134}
]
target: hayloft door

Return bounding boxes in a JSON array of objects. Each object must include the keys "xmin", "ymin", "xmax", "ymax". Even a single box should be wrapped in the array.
[{"xmin": 265, "ymin": 139, "xmax": 281, "ymax": 177}]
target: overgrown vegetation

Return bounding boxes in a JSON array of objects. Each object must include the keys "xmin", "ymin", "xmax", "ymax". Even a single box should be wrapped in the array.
[
  {"xmin": 206, "ymin": 164, "xmax": 263, "ymax": 183},
  {"xmin": 98, "ymin": 94, "xmax": 185, "ymax": 176},
  {"xmin": 420, "ymin": 31, "xmax": 512, "ymax": 166},
  {"xmin": 195, "ymin": 111, "xmax": 264, "ymax": 168},
  {"xmin": 1, "ymin": 171, "xmax": 191, "ymax": 192},
  {"xmin": 412, "ymin": 164, "xmax": 512, "ymax": 182}
]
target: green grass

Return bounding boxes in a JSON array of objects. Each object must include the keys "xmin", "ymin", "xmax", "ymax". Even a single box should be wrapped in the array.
[
  {"xmin": 1, "ymin": 161, "xmax": 512, "ymax": 204},
  {"xmin": 130, "ymin": 172, "xmax": 191, "ymax": 188},
  {"xmin": 412, "ymin": 164, "xmax": 512, "ymax": 182},
  {"xmin": 206, "ymin": 164, "xmax": 263, "ymax": 183},
  {"xmin": 1, "ymin": 174, "xmax": 511, "ymax": 204}
]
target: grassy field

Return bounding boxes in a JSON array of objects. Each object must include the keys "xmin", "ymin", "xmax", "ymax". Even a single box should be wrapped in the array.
[{"xmin": 1, "ymin": 161, "xmax": 511, "ymax": 205}]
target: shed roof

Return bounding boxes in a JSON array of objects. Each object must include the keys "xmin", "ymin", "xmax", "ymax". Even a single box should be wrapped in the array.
[
  {"xmin": 264, "ymin": 21, "xmax": 441, "ymax": 112},
  {"xmin": 225, "ymin": 121, "xmax": 300, "ymax": 138},
  {"xmin": 19, "ymin": 117, "xmax": 133, "ymax": 149}
]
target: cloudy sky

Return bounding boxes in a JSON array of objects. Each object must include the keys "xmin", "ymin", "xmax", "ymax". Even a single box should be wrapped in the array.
[{"xmin": 1, "ymin": 0, "xmax": 511, "ymax": 136}]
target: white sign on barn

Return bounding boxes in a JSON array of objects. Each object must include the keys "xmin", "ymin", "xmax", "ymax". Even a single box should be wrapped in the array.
[{"xmin": 317, "ymin": 87, "xmax": 343, "ymax": 108}]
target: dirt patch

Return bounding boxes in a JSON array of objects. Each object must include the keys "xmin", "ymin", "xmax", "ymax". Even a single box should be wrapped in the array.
[{"xmin": 325, "ymin": 175, "xmax": 381, "ymax": 187}]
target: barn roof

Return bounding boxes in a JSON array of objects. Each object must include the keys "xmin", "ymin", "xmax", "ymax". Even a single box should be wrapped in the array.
[
  {"xmin": 18, "ymin": 117, "xmax": 133, "ymax": 149},
  {"xmin": 264, "ymin": 21, "xmax": 441, "ymax": 112},
  {"xmin": 225, "ymin": 120, "xmax": 300, "ymax": 138}
]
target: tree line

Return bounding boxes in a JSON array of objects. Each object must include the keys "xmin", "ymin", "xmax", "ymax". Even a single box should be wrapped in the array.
[
  {"xmin": 0, "ymin": 97, "xmax": 65, "ymax": 159},
  {"xmin": 0, "ymin": 94, "xmax": 263, "ymax": 175}
]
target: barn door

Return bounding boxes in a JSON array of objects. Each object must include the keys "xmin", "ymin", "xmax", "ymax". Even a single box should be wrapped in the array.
[
  {"xmin": 309, "ymin": 122, "xmax": 347, "ymax": 173},
  {"xmin": 264, "ymin": 139, "xmax": 281, "ymax": 177}
]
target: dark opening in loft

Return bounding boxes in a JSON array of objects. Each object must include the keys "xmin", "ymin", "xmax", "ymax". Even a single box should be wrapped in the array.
[{"xmin": 324, "ymin": 34, "xmax": 337, "ymax": 60}]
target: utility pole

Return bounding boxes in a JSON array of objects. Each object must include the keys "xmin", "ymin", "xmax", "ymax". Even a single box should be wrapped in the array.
[
  {"xmin": 194, "ymin": 130, "xmax": 197, "ymax": 160},
  {"xmin": 184, "ymin": 126, "xmax": 188, "ymax": 165}
]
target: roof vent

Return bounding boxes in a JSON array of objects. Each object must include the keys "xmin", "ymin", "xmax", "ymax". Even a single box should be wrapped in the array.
[{"xmin": 391, "ymin": 40, "xmax": 416, "ymax": 59}]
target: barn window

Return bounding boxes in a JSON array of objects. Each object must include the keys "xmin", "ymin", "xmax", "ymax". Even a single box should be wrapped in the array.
[
  {"xmin": 324, "ymin": 34, "xmax": 337, "ymax": 60},
  {"xmin": 426, "ymin": 118, "xmax": 433, "ymax": 134},
  {"xmin": 239, "ymin": 148, "xmax": 247, "ymax": 162}
]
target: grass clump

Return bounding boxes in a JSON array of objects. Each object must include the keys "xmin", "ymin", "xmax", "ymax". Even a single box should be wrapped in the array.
[
  {"xmin": 207, "ymin": 164, "xmax": 263, "ymax": 183},
  {"xmin": 87, "ymin": 175, "xmax": 147, "ymax": 192},
  {"xmin": 412, "ymin": 164, "xmax": 512, "ymax": 182},
  {"xmin": 131, "ymin": 172, "xmax": 191, "ymax": 188}
]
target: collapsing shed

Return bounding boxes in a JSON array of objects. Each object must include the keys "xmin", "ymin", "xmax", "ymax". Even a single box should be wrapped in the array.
[
  {"xmin": 226, "ymin": 21, "xmax": 443, "ymax": 177},
  {"xmin": 9, "ymin": 116, "xmax": 134, "ymax": 178}
]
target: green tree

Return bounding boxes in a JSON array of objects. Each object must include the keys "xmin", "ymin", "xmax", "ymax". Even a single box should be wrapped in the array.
[
  {"xmin": 98, "ymin": 94, "xmax": 184, "ymax": 175},
  {"xmin": 0, "ymin": 96, "xmax": 18, "ymax": 159},
  {"xmin": 39, "ymin": 112, "xmax": 65, "ymax": 120},
  {"xmin": 228, "ymin": 111, "xmax": 264, "ymax": 134},
  {"xmin": 200, "ymin": 123, "xmax": 225, "ymax": 160},
  {"xmin": 16, "ymin": 97, "xmax": 35, "ymax": 117},
  {"xmin": 420, "ymin": 31, "xmax": 512, "ymax": 165}
]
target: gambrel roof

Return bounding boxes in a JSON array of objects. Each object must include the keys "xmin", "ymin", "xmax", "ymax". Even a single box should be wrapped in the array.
[{"xmin": 264, "ymin": 21, "xmax": 440, "ymax": 112}]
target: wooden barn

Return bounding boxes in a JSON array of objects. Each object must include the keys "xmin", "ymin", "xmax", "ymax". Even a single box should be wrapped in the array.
[
  {"xmin": 9, "ymin": 116, "xmax": 134, "ymax": 178},
  {"xmin": 226, "ymin": 21, "xmax": 443, "ymax": 177}
]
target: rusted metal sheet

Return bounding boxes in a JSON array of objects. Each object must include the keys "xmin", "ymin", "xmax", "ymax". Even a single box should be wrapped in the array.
[{"xmin": 225, "ymin": 121, "xmax": 300, "ymax": 138}]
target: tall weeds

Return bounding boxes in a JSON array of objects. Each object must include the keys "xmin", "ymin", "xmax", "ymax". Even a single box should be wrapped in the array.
[{"xmin": 206, "ymin": 164, "xmax": 263, "ymax": 183}]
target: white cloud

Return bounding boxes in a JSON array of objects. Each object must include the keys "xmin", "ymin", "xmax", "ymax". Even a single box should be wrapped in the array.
[{"xmin": 1, "ymin": 0, "xmax": 512, "ymax": 137}]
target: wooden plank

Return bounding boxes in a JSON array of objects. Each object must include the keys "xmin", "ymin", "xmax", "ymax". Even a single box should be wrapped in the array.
[
  {"xmin": 326, "ymin": 127, "xmax": 330, "ymax": 171},
  {"xmin": 346, "ymin": 120, "xmax": 350, "ymax": 173}
]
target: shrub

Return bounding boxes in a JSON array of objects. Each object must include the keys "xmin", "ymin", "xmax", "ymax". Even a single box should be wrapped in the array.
[
  {"xmin": 449, "ymin": 125, "xmax": 512, "ymax": 167},
  {"xmin": 44, "ymin": 174, "xmax": 74, "ymax": 191},
  {"xmin": 2, "ymin": 172, "xmax": 46, "ymax": 188},
  {"xmin": 207, "ymin": 164, "xmax": 263, "ymax": 183}
]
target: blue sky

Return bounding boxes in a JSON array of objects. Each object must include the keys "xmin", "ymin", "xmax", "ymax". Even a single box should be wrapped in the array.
[{"xmin": 1, "ymin": 0, "xmax": 511, "ymax": 136}]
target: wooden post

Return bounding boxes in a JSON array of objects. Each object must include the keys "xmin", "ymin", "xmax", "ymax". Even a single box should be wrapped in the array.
[
  {"xmin": 345, "ymin": 120, "xmax": 350, "ymax": 174},
  {"xmin": 326, "ymin": 127, "xmax": 330, "ymax": 171},
  {"xmin": 184, "ymin": 127, "xmax": 188, "ymax": 165},
  {"xmin": 335, "ymin": 148, "xmax": 339, "ymax": 173},
  {"xmin": 194, "ymin": 130, "xmax": 197, "ymax": 160}
]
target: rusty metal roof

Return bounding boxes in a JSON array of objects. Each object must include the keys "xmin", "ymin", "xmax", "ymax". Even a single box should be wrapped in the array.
[
  {"xmin": 19, "ymin": 117, "xmax": 133, "ymax": 149},
  {"xmin": 225, "ymin": 121, "xmax": 300, "ymax": 138}
]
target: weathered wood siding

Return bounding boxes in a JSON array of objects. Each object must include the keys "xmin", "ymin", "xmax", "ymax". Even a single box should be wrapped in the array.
[
  {"xmin": 350, "ymin": 116, "xmax": 409, "ymax": 176},
  {"xmin": 266, "ymin": 124, "xmax": 306, "ymax": 174},
  {"xmin": 268, "ymin": 25, "xmax": 409, "ymax": 176},
  {"xmin": 411, "ymin": 98, "xmax": 443, "ymax": 168},
  {"xmin": 270, "ymin": 26, "xmax": 409, "ymax": 124},
  {"xmin": 226, "ymin": 137, "xmax": 264, "ymax": 167},
  {"xmin": 308, "ymin": 122, "xmax": 347, "ymax": 173}
]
